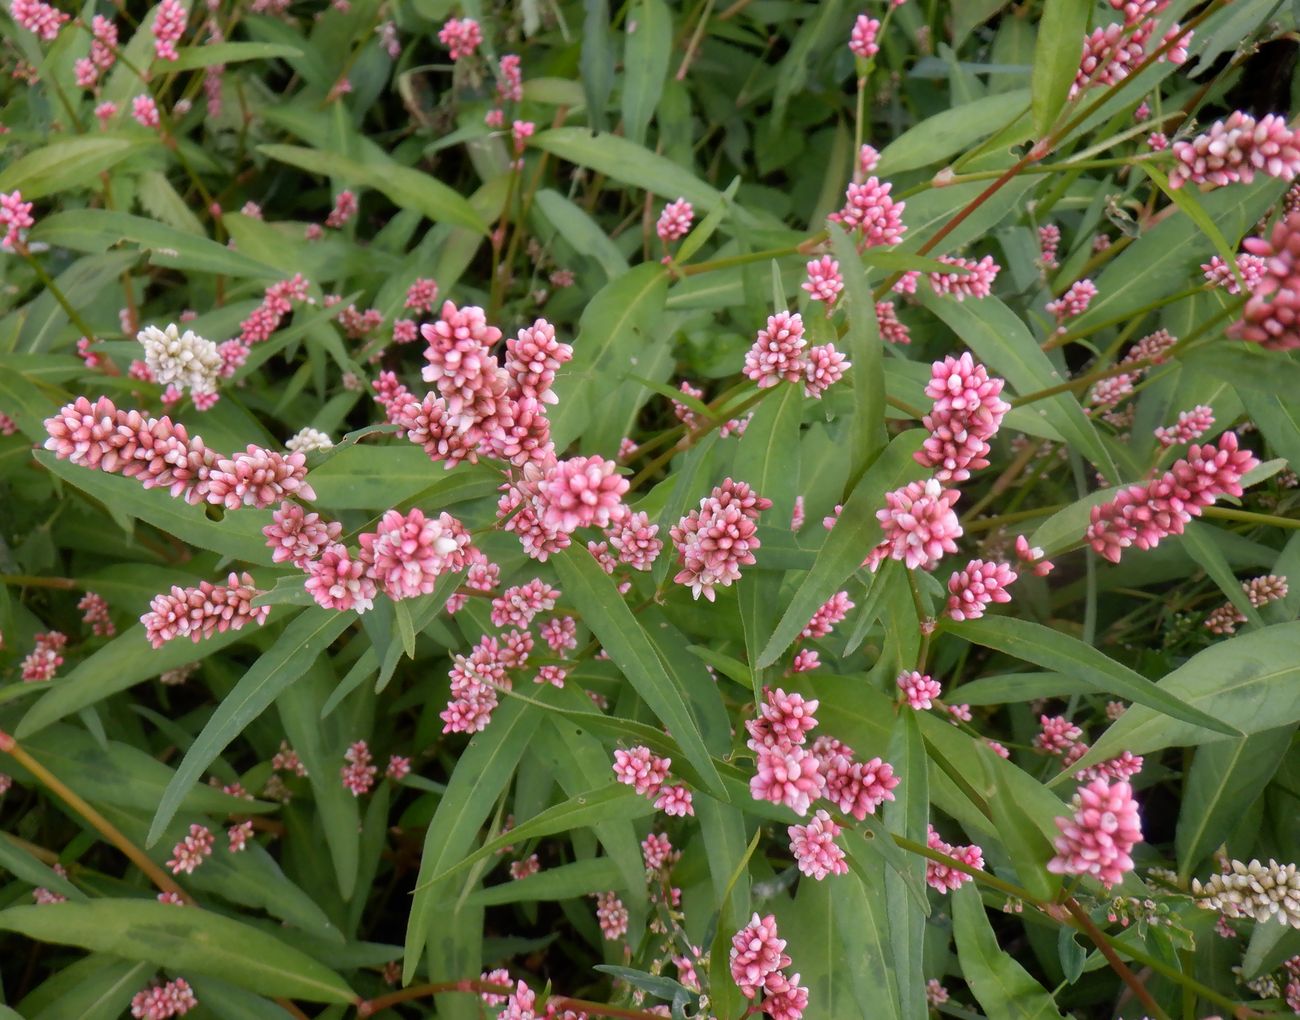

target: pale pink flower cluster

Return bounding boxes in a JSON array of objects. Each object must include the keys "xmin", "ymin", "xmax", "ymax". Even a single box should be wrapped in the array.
[
  {"xmin": 865, "ymin": 478, "xmax": 962, "ymax": 572},
  {"xmin": 730, "ymin": 913, "xmax": 809, "ymax": 1020},
  {"xmin": 0, "ymin": 190, "xmax": 34, "ymax": 250},
  {"xmin": 1072, "ymin": 1, "xmax": 1190, "ymax": 98},
  {"xmin": 925, "ymin": 824, "xmax": 984, "ymax": 892},
  {"xmin": 234, "ymin": 274, "xmax": 309, "ymax": 354},
  {"xmin": 1202, "ymin": 254, "xmax": 1267, "ymax": 295},
  {"xmin": 228, "ymin": 820, "xmax": 253, "ymax": 852},
  {"xmin": 671, "ymin": 478, "xmax": 771, "ymax": 601},
  {"xmin": 594, "ymin": 890, "xmax": 628, "ymax": 940},
  {"xmin": 263, "ymin": 502, "xmax": 341, "ymax": 567},
  {"xmin": 304, "ymin": 545, "xmax": 376, "ymax": 614},
  {"xmin": 945, "ymin": 559, "xmax": 1017, "ymax": 622},
  {"xmin": 1047, "ymin": 777, "xmax": 1144, "ymax": 889},
  {"xmin": 78, "ymin": 591, "xmax": 114, "ymax": 637},
  {"xmin": 130, "ymin": 978, "xmax": 197, "ymax": 1018},
  {"xmin": 341, "ymin": 740, "xmax": 378, "ymax": 796},
  {"xmin": 926, "ymin": 980, "xmax": 950, "ymax": 1007},
  {"xmin": 152, "ymin": 0, "xmax": 187, "ymax": 60},
  {"xmin": 442, "ymin": 633, "xmax": 509, "ymax": 734},
  {"xmin": 1014, "ymin": 534, "xmax": 1055, "ymax": 576},
  {"xmin": 916, "ymin": 352, "xmax": 1010, "ymax": 483},
  {"xmin": 509, "ymin": 854, "xmax": 540, "ymax": 880},
  {"xmin": 742, "ymin": 311, "xmax": 848, "ymax": 397},
  {"xmin": 1034, "ymin": 714, "xmax": 1083, "ymax": 754},
  {"xmin": 791, "ymin": 649, "xmax": 819, "ymax": 673},
  {"xmin": 74, "ymin": 16, "xmax": 118, "ymax": 88},
  {"xmin": 360, "ymin": 508, "xmax": 472, "ymax": 600},
  {"xmin": 1154, "ymin": 405, "xmax": 1214, "ymax": 447},
  {"xmin": 802, "ymin": 256, "xmax": 843, "ymax": 308},
  {"xmin": 848, "ymin": 14, "xmax": 880, "ymax": 59},
  {"xmin": 539, "ymin": 614, "xmax": 576, "ymax": 652},
  {"xmin": 498, "ymin": 54, "xmax": 523, "ymax": 103},
  {"xmin": 830, "ymin": 177, "xmax": 906, "ymax": 250},
  {"xmin": 20, "ymin": 630, "xmax": 63, "ymax": 682},
  {"xmin": 325, "ymin": 190, "xmax": 357, "ymax": 229},
  {"xmin": 439, "ymin": 16, "xmax": 482, "ymax": 60},
  {"xmin": 801, "ymin": 591, "xmax": 854, "ymax": 640},
  {"xmin": 491, "ymin": 579, "xmax": 559, "ymax": 628},
  {"xmin": 142, "ymin": 573, "xmax": 269, "ymax": 649},
  {"xmin": 788, "ymin": 809, "xmax": 848, "ymax": 880},
  {"xmin": 858, "ymin": 143, "xmax": 880, "ymax": 176},
  {"xmin": 1039, "ymin": 224, "xmax": 1061, "ymax": 270},
  {"xmin": 608, "ymin": 510, "xmax": 663, "ymax": 570},
  {"xmin": 1075, "ymin": 749, "xmax": 1144, "ymax": 784},
  {"xmin": 386, "ymin": 755, "xmax": 411, "ymax": 781},
  {"xmin": 1231, "ymin": 212, "xmax": 1300, "ymax": 351},
  {"xmin": 642, "ymin": 832, "xmax": 676, "ymax": 871},
  {"xmin": 1204, "ymin": 574, "xmax": 1288, "ymax": 635},
  {"xmin": 272, "ymin": 741, "xmax": 308, "ymax": 777},
  {"xmin": 928, "ymin": 255, "xmax": 1000, "ymax": 301},
  {"xmin": 1170, "ymin": 112, "xmax": 1300, "ymax": 190},
  {"xmin": 656, "ymin": 198, "xmax": 694, "ymax": 243},
  {"xmin": 1046, "ymin": 279, "xmax": 1098, "ymax": 321},
  {"xmin": 405, "ymin": 277, "xmax": 440, "ymax": 313},
  {"xmin": 876, "ymin": 300, "xmax": 910, "ymax": 344},
  {"xmin": 611, "ymin": 746, "xmax": 694, "ymax": 816},
  {"xmin": 1086, "ymin": 432, "xmax": 1258, "ymax": 562},
  {"xmin": 132, "ymin": 95, "xmax": 161, "ymax": 129},
  {"xmin": 897, "ymin": 670, "xmax": 941, "ymax": 710},
  {"xmin": 8, "ymin": 0, "xmax": 67, "ymax": 40},
  {"xmin": 167, "ymin": 824, "xmax": 214, "ymax": 875}
]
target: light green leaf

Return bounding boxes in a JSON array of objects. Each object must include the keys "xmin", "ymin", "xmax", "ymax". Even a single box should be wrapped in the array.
[
  {"xmin": 307, "ymin": 447, "xmax": 499, "ymax": 511},
  {"xmin": 166, "ymin": 41, "xmax": 302, "ymax": 71},
  {"xmin": 581, "ymin": 0, "xmax": 614, "ymax": 133},
  {"xmin": 621, "ymin": 0, "xmax": 671, "ymax": 147},
  {"xmin": 945, "ymin": 616, "xmax": 1237, "ymax": 737},
  {"xmin": 953, "ymin": 884, "xmax": 1066, "ymax": 1020},
  {"xmin": 758, "ymin": 431, "xmax": 926, "ymax": 667},
  {"xmin": 0, "ymin": 901, "xmax": 355, "ymax": 1003},
  {"xmin": 259, "ymin": 143, "xmax": 488, "ymax": 235},
  {"xmin": 881, "ymin": 89, "xmax": 1030, "ymax": 175},
  {"xmin": 829, "ymin": 226, "xmax": 887, "ymax": 479},
  {"xmin": 1070, "ymin": 622, "xmax": 1300, "ymax": 776},
  {"xmin": 553, "ymin": 545, "xmax": 725, "ymax": 797},
  {"xmin": 1182, "ymin": 522, "xmax": 1262, "ymax": 626},
  {"xmin": 19, "ymin": 956, "xmax": 152, "ymax": 1020},
  {"xmin": 534, "ymin": 189, "xmax": 629, "ymax": 281},
  {"xmin": 468, "ymin": 857, "xmax": 625, "ymax": 905},
  {"xmin": 147, "ymin": 608, "xmax": 353, "ymax": 846},
  {"xmin": 0, "ymin": 136, "xmax": 147, "ymax": 199},
  {"xmin": 1029, "ymin": 1, "xmax": 1088, "ymax": 137},
  {"xmin": 883, "ymin": 710, "xmax": 928, "ymax": 1020}
]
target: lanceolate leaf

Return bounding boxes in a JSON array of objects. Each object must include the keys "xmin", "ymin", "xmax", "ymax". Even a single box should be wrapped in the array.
[
  {"xmin": 953, "ymin": 885, "xmax": 1066, "ymax": 1020},
  {"xmin": 1029, "ymin": 0, "xmax": 1088, "ymax": 137},
  {"xmin": 946, "ymin": 616, "xmax": 1238, "ymax": 737},
  {"xmin": 620, "ymin": 0, "xmax": 672, "ymax": 147},
  {"xmin": 0, "ymin": 901, "xmax": 355, "ymax": 1002},
  {"xmin": 553, "ymin": 545, "xmax": 725, "ymax": 797},
  {"xmin": 829, "ymin": 225, "xmax": 886, "ymax": 479},
  {"xmin": 1069, "ymin": 622, "xmax": 1300, "ymax": 775},
  {"xmin": 758, "ymin": 431, "xmax": 926, "ymax": 667},
  {"xmin": 147, "ymin": 608, "xmax": 353, "ymax": 846}
]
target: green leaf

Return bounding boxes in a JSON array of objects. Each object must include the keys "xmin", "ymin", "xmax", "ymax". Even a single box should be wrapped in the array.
[
  {"xmin": 259, "ymin": 143, "xmax": 489, "ymax": 235},
  {"xmin": 829, "ymin": 226, "xmax": 886, "ymax": 479},
  {"xmin": 1029, "ymin": 0, "xmax": 1088, "ymax": 137},
  {"xmin": 950, "ymin": 672, "xmax": 1093, "ymax": 706},
  {"xmin": 757, "ymin": 431, "xmax": 926, "ymax": 667},
  {"xmin": 19, "ymin": 956, "xmax": 152, "ymax": 1020},
  {"xmin": 405, "ymin": 696, "xmax": 534, "ymax": 984},
  {"xmin": 553, "ymin": 545, "xmax": 725, "ymax": 797},
  {"xmin": 166, "ymin": 41, "xmax": 302, "ymax": 71},
  {"xmin": 534, "ymin": 189, "xmax": 629, "ymax": 281},
  {"xmin": 883, "ymin": 710, "xmax": 928, "ymax": 1020},
  {"xmin": 0, "ymin": 900, "xmax": 355, "ymax": 1003},
  {"xmin": 37, "ymin": 451, "xmax": 272, "ymax": 564},
  {"xmin": 147, "ymin": 608, "xmax": 353, "ymax": 846},
  {"xmin": 1141, "ymin": 163, "xmax": 1247, "ymax": 296},
  {"xmin": 881, "ymin": 89, "xmax": 1030, "ymax": 175},
  {"xmin": 1181, "ymin": 522, "xmax": 1262, "ymax": 626},
  {"xmin": 1175, "ymin": 726, "xmax": 1295, "ymax": 881},
  {"xmin": 0, "ymin": 136, "xmax": 147, "ymax": 199},
  {"xmin": 953, "ymin": 884, "xmax": 1067, "ymax": 1020},
  {"xmin": 31, "ymin": 210, "xmax": 280, "ymax": 279},
  {"xmin": 1070, "ymin": 622, "xmax": 1300, "ymax": 775},
  {"xmin": 916, "ymin": 292, "xmax": 1118, "ymax": 481},
  {"xmin": 548, "ymin": 263, "xmax": 669, "ymax": 451},
  {"xmin": 531, "ymin": 128, "xmax": 732, "ymax": 215},
  {"xmin": 676, "ymin": 176, "xmax": 740, "ymax": 264},
  {"xmin": 468, "ymin": 857, "xmax": 626, "ymax": 905},
  {"xmin": 19, "ymin": 621, "xmax": 256, "ymax": 737},
  {"xmin": 0, "ymin": 832, "xmax": 84, "ymax": 900},
  {"xmin": 276, "ymin": 658, "xmax": 361, "ymax": 900},
  {"xmin": 620, "ymin": 0, "xmax": 671, "ymax": 147},
  {"xmin": 581, "ymin": 0, "xmax": 615, "ymax": 133},
  {"xmin": 947, "ymin": 616, "xmax": 1237, "ymax": 737},
  {"xmin": 415, "ymin": 783, "xmax": 653, "ymax": 890},
  {"xmin": 307, "ymin": 448, "xmax": 499, "ymax": 512}
]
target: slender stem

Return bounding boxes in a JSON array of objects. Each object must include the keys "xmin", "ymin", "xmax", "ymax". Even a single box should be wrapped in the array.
[
  {"xmin": 549, "ymin": 997, "xmax": 678, "ymax": 1020},
  {"xmin": 0, "ymin": 575, "xmax": 79, "ymax": 590},
  {"xmin": 20, "ymin": 252, "xmax": 100, "ymax": 340},
  {"xmin": 1205, "ymin": 506, "xmax": 1300, "ymax": 530},
  {"xmin": 1063, "ymin": 899, "xmax": 1170, "ymax": 1020},
  {"xmin": 680, "ymin": 240, "xmax": 818, "ymax": 277},
  {"xmin": 357, "ymin": 979, "xmax": 512, "ymax": 1016},
  {"xmin": 962, "ymin": 505, "xmax": 1064, "ymax": 534},
  {"xmin": 0, "ymin": 732, "xmax": 191, "ymax": 903},
  {"xmin": 674, "ymin": 0, "xmax": 715, "ymax": 81}
]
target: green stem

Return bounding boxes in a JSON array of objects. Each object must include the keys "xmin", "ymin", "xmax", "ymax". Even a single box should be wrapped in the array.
[
  {"xmin": 1204, "ymin": 507, "xmax": 1300, "ymax": 530},
  {"xmin": 21, "ymin": 252, "xmax": 98, "ymax": 340},
  {"xmin": 680, "ymin": 240, "xmax": 818, "ymax": 277}
]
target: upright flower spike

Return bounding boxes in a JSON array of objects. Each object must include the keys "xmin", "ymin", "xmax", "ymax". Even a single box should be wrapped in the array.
[
  {"xmin": 788, "ymin": 810, "xmax": 848, "ymax": 880},
  {"xmin": 1046, "ymin": 777, "xmax": 1143, "ymax": 889},
  {"xmin": 0, "ymin": 190, "xmax": 35, "ymax": 250},
  {"xmin": 151, "ymin": 0, "xmax": 187, "ymax": 61},
  {"xmin": 1232, "ymin": 212, "xmax": 1300, "ymax": 351},
  {"xmin": 866, "ymin": 478, "xmax": 963, "ymax": 572},
  {"xmin": 656, "ymin": 198, "xmax": 694, "ymax": 242}
]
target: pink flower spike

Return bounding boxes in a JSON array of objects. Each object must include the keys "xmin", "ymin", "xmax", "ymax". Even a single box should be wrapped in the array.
[
  {"xmin": 867, "ymin": 478, "xmax": 962, "ymax": 573},
  {"xmin": 945, "ymin": 559, "xmax": 1017, "ymax": 622},
  {"xmin": 848, "ymin": 14, "xmax": 881, "ymax": 59},
  {"xmin": 897, "ymin": 670, "xmax": 942, "ymax": 710},
  {"xmin": 263, "ymin": 501, "xmax": 341, "ymax": 568},
  {"xmin": 1046, "ymin": 279, "xmax": 1098, "ymax": 321},
  {"xmin": 1014, "ymin": 534, "xmax": 1055, "ymax": 576},
  {"xmin": 802, "ymin": 591, "xmax": 854, "ymax": 641},
  {"xmin": 925, "ymin": 824, "xmax": 984, "ymax": 893},
  {"xmin": 540, "ymin": 456, "xmax": 628, "ymax": 533},
  {"xmin": 654, "ymin": 783, "xmax": 695, "ymax": 817},
  {"xmin": 131, "ymin": 95, "xmax": 161, "ymax": 129},
  {"xmin": 341, "ymin": 740, "xmax": 378, "ymax": 796},
  {"xmin": 803, "ymin": 344, "xmax": 850, "ymax": 398},
  {"xmin": 802, "ymin": 256, "xmax": 843, "ymax": 307},
  {"xmin": 0, "ymin": 190, "xmax": 35, "ymax": 251},
  {"xmin": 167, "ymin": 824, "xmax": 214, "ymax": 875},
  {"xmin": 743, "ymin": 311, "xmax": 807, "ymax": 389},
  {"xmin": 438, "ymin": 16, "xmax": 482, "ymax": 61},
  {"xmin": 750, "ymin": 744, "xmax": 825, "ymax": 816},
  {"xmin": 928, "ymin": 254, "xmax": 1000, "ymax": 301},
  {"xmin": 358, "ymin": 508, "xmax": 471, "ymax": 600},
  {"xmin": 656, "ymin": 198, "xmax": 694, "ymax": 242},
  {"xmin": 729, "ymin": 913, "xmax": 790, "ymax": 999},
  {"xmin": 151, "ymin": 0, "xmax": 187, "ymax": 61},
  {"xmin": 304, "ymin": 544, "xmax": 377, "ymax": 614},
  {"xmin": 1046, "ymin": 777, "xmax": 1143, "ymax": 889},
  {"xmin": 788, "ymin": 809, "xmax": 848, "ymax": 880},
  {"xmin": 141, "ymin": 573, "xmax": 269, "ymax": 648},
  {"xmin": 612, "ymin": 746, "xmax": 670, "ymax": 797},
  {"xmin": 1232, "ymin": 212, "xmax": 1300, "ymax": 350},
  {"xmin": 1155, "ymin": 405, "xmax": 1215, "ymax": 447},
  {"xmin": 9, "ymin": 0, "xmax": 68, "ymax": 40}
]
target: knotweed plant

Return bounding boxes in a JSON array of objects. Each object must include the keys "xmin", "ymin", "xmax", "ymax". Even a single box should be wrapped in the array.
[{"xmin": 1, "ymin": 2, "xmax": 1299, "ymax": 1019}]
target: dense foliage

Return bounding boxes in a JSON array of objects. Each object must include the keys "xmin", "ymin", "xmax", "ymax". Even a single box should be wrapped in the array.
[{"xmin": 2, "ymin": 1, "xmax": 1300, "ymax": 1018}]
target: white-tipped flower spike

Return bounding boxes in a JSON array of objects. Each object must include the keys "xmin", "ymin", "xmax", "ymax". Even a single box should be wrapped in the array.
[{"xmin": 137, "ymin": 323, "xmax": 223, "ymax": 397}]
